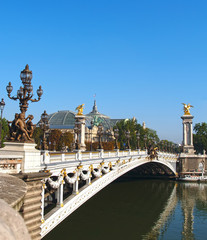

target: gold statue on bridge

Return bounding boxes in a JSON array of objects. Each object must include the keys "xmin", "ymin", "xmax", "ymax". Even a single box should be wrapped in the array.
[
  {"xmin": 75, "ymin": 104, "xmax": 84, "ymax": 115},
  {"xmin": 182, "ymin": 103, "xmax": 193, "ymax": 115}
]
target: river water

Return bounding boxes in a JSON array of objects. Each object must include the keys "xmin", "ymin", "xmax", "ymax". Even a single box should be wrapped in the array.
[{"xmin": 43, "ymin": 179, "xmax": 207, "ymax": 240}]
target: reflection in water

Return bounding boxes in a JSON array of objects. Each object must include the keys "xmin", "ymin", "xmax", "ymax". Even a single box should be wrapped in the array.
[
  {"xmin": 43, "ymin": 180, "xmax": 207, "ymax": 240},
  {"xmin": 142, "ymin": 184, "xmax": 177, "ymax": 240},
  {"xmin": 149, "ymin": 183, "xmax": 207, "ymax": 240}
]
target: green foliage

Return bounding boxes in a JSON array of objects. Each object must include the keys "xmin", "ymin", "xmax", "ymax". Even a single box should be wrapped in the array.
[
  {"xmin": 33, "ymin": 127, "xmax": 43, "ymax": 149},
  {"xmin": 158, "ymin": 139, "xmax": 179, "ymax": 153},
  {"xmin": 1, "ymin": 118, "xmax": 9, "ymax": 146},
  {"xmin": 193, "ymin": 122, "xmax": 207, "ymax": 154},
  {"xmin": 49, "ymin": 129, "xmax": 62, "ymax": 151},
  {"xmin": 59, "ymin": 131, "xmax": 74, "ymax": 151},
  {"xmin": 114, "ymin": 118, "xmax": 159, "ymax": 150},
  {"xmin": 34, "ymin": 128, "xmax": 74, "ymax": 151},
  {"xmin": 85, "ymin": 141, "xmax": 114, "ymax": 151}
]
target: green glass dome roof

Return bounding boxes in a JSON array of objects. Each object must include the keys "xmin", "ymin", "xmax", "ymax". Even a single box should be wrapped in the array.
[
  {"xmin": 48, "ymin": 111, "xmax": 76, "ymax": 129},
  {"xmin": 47, "ymin": 101, "xmax": 123, "ymax": 130}
]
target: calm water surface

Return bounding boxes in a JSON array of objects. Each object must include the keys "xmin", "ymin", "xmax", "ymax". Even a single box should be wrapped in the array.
[{"xmin": 43, "ymin": 179, "xmax": 207, "ymax": 240}]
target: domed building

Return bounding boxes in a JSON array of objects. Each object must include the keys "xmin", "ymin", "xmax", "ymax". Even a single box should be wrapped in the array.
[{"xmin": 47, "ymin": 101, "xmax": 123, "ymax": 142}]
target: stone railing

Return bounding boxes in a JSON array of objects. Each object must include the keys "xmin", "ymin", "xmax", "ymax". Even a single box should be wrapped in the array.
[
  {"xmin": 0, "ymin": 156, "xmax": 23, "ymax": 174},
  {"xmin": 42, "ymin": 150, "xmax": 177, "ymax": 165},
  {"xmin": 158, "ymin": 152, "xmax": 178, "ymax": 162},
  {"xmin": 43, "ymin": 149, "xmax": 147, "ymax": 164}
]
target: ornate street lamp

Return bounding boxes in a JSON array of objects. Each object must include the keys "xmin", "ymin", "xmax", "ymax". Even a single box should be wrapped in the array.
[
  {"xmin": 114, "ymin": 128, "xmax": 119, "ymax": 149},
  {"xmin": 159, "ymin": 141, "xmax": 163, "ymax": 152},
  {"xmin": 97, "ymin": 123, "xmax": 104, "ymax": 149},
  {"xmin": 6, "ymin": 65, "xmax": 43, "ymax": 142},
  {"xmin": 144, "ymin": 134, "xmax": 147, "ymax": 149},
  {"xmin": 136, "ymin": 131, "xmax": 140, "ymax": 150},
  {"xmin": 168, "ymin": 142, "xmax": 171, "ymax": 153},
  {"xmin": 39, "ymin": 110, "xmax": 49, "ymax": 150},
  {"xmin": 125, "ymin": 130, "xmax": 131, "ymax": 149},
  {"xmin": 53, "ymin": 141, "xmax": 56, "ymax": 151},
  {"xmin": 6, "ymin": 65, "xmax": 43, "ymax": 115},
  {"xmin": 0, "ymin": 98, "xmax": 5, "ymax": 148},
  {"xmin": 74, "ymin": 125, "xmax": 81, "ymax": 150},
  {"xmin": 106, "ymin": 129, "xmax": 112, "ymax": 142},
  {"xmin": 90, "ymin": 120, "xmax": 94, "ymax": 151},
  {"xmin": 62, "ymin": 142, "xmax": 66, "ymax": 152}
]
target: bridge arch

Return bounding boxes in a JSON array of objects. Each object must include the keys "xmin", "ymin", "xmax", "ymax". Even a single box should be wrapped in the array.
[
  {"xmin": 41, "ymin": 153, "xmax": 177, "ymax": 237},
  {"xmin": 126, "ymin": 160, "xmax": 176, "ymax": 178}
]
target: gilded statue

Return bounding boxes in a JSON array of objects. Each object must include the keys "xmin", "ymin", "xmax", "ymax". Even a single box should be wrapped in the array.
[
  {"xmin": 75, "ymin": 104, "xmax": 84, "ymax": 115},
  {"xmin": 182, "ymin": 103, "xmax": 193, "ymax": 115}
]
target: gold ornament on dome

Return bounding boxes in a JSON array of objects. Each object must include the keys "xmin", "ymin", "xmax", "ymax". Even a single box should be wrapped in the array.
[
  {"xmin": 75, "ymin": 104, "xmax": 84, "ymax": 115},
  {"xmin": 182, "ymin": 103, "xmax": 193, "ymax": 115}
]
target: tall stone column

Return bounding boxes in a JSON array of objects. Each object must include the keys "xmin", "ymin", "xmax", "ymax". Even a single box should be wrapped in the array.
[
  {"xmin": 75, "ymin": 115, "xmax": 86, "ymax": 151},
  {"xmin": 181, "ymin": 114, "xmax": 194, "ymax": 154}
]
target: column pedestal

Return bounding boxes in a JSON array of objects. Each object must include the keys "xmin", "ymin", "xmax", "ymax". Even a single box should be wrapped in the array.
[
  {"xmin": 0, "ymin": 142, "xmax": 41, "ymax": 173},
  {"xmin": 181, "ymin": 115, "xmax": 194, "ymax": 154}
]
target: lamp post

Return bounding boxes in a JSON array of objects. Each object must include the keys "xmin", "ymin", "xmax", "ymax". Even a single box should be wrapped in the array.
[
  {"xmin": 114, "ymin": 128, "xmax": 119, "ymax": 149},
  {"xmin": 136, "ymin": 131, "xmax": 140, "ymax": 150},
  {"xmin": 53, "ymin": 141, "xmax": 56, "ymax": 151},
  {"xmin": 160, "ymin": 141, "xmax": 163, "ymax": 152},
  {"xmin": 168, "ymin": 142, "xmax": 171, "ymax": 153},
  {"xmin": 62, "ymin": 142, "xmax": 65, "ymax": 152},
  {"xmin": 125, "ymin": 130, "xmax": 131, "ymax": 149},
  {"xmin": 74, "ymin": 125, "xmax": 81, "ymax": 150},
  {"xmin": 144, "ymin": 134, "xmax": 147, "ymax": 149},
  {"xmin": 6, "ymin": 65, "xmax": 43, "ymax": 116},
  {"xmin": 39, "ymin": 110, "xmax": 49, "ymax": 150},
  {"xmin": 90, "ymin": 120, "xmax": 94, "ymax": 151},
  {"xmin": 0, "ymin": 98, "xmax": 5, "ymax": 148},
  {"xmin": 97, "ymin": 123, "xmax": 104, "ymax": 149},
  {"xmin": 106, "ymin": 129, "xmax": 112, "ymax": 142},
  {"xmin": 6, "ymin": 65, "xmax": 43, "ymax": 142}
]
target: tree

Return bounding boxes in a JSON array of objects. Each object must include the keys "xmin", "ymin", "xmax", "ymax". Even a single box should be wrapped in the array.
[
  {"xmin": 114, "ymin": 118, "xmax": 159, "ymax": 150},
  {"xmin": 59, "ymin": 131, "xmax": 73, "ymax": 151},
  {"xmin": 1, "ymin": 118, "xmax": 9, "ymax": 147},
  {"xmin": 33, "ymin": 127, "xmax": 43, "ymax": 149},
  {"xmin": 49, "ymin": 129, "xmax": 62, "ymax": 151},
  {"xmin": 193, "ymin": 122, "xmax": 207, "ymax": 154}
]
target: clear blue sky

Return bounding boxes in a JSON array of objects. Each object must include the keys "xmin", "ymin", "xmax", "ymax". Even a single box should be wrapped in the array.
[{"xmin": 1, "ymin": 0, "xmax": 207, "ymax": 143}]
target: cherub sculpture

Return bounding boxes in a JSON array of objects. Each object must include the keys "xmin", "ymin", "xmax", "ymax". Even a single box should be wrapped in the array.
[
  {"xmin": 26, "ymin": 115, "xmax": 35, "ymax": 138},
  {"xmin": 75, "ymin": 104, "xmax": 84, "ymax": 115},
  {"xmin": 182, "ymin": 103, "xmax": 193, "ymax": 115}
]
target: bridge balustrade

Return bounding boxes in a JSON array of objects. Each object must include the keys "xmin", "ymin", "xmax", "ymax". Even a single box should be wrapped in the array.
[
  {"xmin": 0, "ymin": 155, "xmax": 23, "ymax": 174},
  {"xmin": 46, "ymin": 150, "xmax": 148, "ymax": 164}
]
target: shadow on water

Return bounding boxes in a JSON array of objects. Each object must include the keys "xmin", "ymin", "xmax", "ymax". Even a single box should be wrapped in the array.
[{"xmin": 43, "ymin": 178, "xmax": 176, "ymax": 240}]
